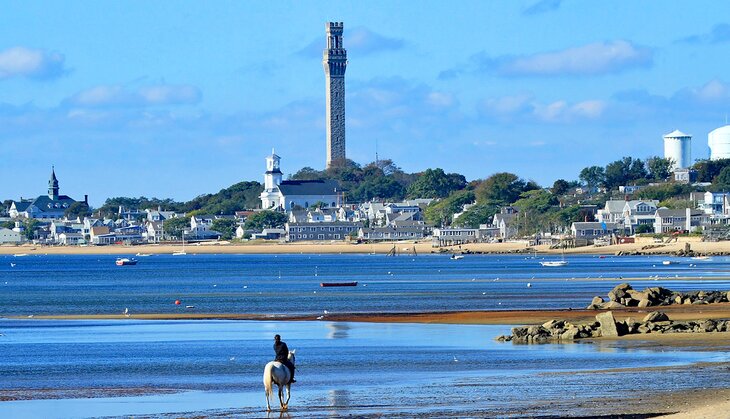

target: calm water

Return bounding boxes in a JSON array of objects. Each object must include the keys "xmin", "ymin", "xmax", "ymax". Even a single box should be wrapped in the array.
[
  {"xmin": 1, "ymin": 253, "xmax": 730, "ymax": 316},
  {"xmin": 0, "ymin": 320, "xmax": 728, "ymax": 418},
  {"xmin": 1, "ymin": 254, "xmax": 730, "ymax": 418}
]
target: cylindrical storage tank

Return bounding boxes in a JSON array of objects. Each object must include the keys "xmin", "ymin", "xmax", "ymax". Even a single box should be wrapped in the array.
[
  {"xmin": 709, "ymin": 125, "xmax": 730, "ymax": 160},
  {"xmin": 663, "ymin": 129, "xmax": 691, "ymax": 169}
]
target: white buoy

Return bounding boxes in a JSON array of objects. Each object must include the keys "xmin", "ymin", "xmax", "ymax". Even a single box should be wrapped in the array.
[{"xmin": 527, "ymin": 283, "xmax": 532, "ymax": 288}]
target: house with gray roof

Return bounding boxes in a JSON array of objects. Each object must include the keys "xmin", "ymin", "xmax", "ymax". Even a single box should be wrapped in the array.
[
  {"xmin": 654, "ymin": 208, "xmax": 707, "ymax": 234},
  {"xmin": 9, "ymin": 168, "xmax": 84, "ymax": 220},
  {"xmin": 286, "ymin": 221, "xmax": 361, "ymax": 242},
  {"xmin": 571, "ymin": 222, "xmax": 621, "ymax": 242}
]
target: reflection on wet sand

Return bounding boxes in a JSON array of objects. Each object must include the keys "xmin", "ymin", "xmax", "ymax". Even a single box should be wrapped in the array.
[{"xmin": 326, "ymin": 322, "xmax": 350, "ymax": 339}]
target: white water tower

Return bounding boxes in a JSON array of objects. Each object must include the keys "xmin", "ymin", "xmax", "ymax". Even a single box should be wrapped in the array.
[
  {"xmin": 663, "ymin": 129, "xmax": 691, "ymax": 170},
  {"xmin": 709, "ymin": 125, "xmax": 730, "ymax": 160}
]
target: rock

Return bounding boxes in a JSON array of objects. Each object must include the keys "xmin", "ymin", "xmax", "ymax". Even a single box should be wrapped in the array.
[
  {"xmin": 600, "ymin": 301, "xmax": 625, "ymax": 309},
  {"xmin": 637, "ymin": 325, "xmax": 652, "ymax": 334},
  {"xmin": 591, "ymin": 296, "xmax": 604, "ymax": 306},
  {"xmin": 608, "ymin": 283, "xmax": 633, "ymax": 302},
  {"xmin": 699, "ymin": 320, "xmax": 717, "ymax": 332},
  {"xmin": 727, "ymin": 291, "xmax": 730, "ymax": 302},
  {"xmin": 674, "ymin": 295, "xmax": 683, "ymax": 305},
  {"xmin": 643, "ymin": 311, "xmax": 669, "ymax": 323},
  {"xmin": 542, "ymin": 319, "xmax": 563, "ymax": 329},
  {"xmin": 560, "ymin": 327, "xmax": 581, "ymax": 340},
  {"xmin": 596, "ymin": 311, "xmax": 621, "ymax": 337},
  {"xmin": 637, "ymin": 299, "xmax": 651, "ymax": 308},
  {"xmin": 627, "ymin": 290, "xmax": 648, "ymax": 301}
]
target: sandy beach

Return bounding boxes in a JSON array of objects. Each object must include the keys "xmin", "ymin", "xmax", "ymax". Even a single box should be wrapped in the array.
[{"xmin": 1, "ymin": 235, "xmax": 729, "ymax": 255}]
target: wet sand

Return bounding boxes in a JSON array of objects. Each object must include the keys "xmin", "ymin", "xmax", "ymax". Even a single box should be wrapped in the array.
[{"xmin": 1, "ymin": 236, "xmax": 728, "ymax": 255}]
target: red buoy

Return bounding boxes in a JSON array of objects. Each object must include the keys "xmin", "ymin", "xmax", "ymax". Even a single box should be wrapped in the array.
[{"xmin": 175, "ymin": 300, "xmax": 181, "ymax": 305}]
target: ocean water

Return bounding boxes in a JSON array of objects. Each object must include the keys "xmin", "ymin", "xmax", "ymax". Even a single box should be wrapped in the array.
[
  {"xmin": 1, "ymin": 254, "xmax": 729, "ymax": 417},
  {"xmin": 1, "ymin": 253, "xmax": 729, "ymax": 316}
]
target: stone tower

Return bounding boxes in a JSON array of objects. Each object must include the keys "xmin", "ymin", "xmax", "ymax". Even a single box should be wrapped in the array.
[
  {"xmin": 48, "ymin": 166, "xmax": 59, "ymax": 200},
  {"xmin": 323, "ymin": 21, "xmax": 347, "ymax": 168}
]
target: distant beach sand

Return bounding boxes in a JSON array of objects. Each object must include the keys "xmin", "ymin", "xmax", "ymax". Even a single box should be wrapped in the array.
[{"xmin": 1, "ymin": 236, "xmax": 728, "ymax": 255}]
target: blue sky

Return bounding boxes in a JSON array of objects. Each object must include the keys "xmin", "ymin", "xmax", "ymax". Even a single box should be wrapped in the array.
[{"xmin": 2, "ymin": 1, "xmax": 730, "ymax": 206}]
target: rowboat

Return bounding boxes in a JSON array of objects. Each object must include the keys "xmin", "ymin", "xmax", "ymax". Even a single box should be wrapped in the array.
[{"xmin": 320, "ymin": 282, "xmax": 358, "ymax": 287}]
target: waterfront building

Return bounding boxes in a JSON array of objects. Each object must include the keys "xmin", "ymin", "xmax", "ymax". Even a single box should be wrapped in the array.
[
  {"xmin": 286, "ymin": 221, "xmax": 361, "ymax": 242},
  {"xmin": 323, "ymin": 21, "xmax": 347, "ymax": 168}
]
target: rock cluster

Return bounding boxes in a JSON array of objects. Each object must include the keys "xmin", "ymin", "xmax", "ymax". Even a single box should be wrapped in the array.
[
  {"xmin": 587, "ymin": 283, "xmax": 730, "ymax": 309},
  {"xmin": 496, "ymin": 311, "xmax": 730, "ymax": 343}
]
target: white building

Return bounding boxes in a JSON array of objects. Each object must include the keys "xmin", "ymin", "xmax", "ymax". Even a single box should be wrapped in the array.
[
  {"xmin": 0, "ymin": 227, "xmax": 22, "ymax": 244},
  {"xmin": 709, "ymin": 125, "xmax": 730, "ymax": 160},
  {"xmin": 663, "ymin": 129, "xmax": 692, "ymax": 170},
  {"xmin": 259, "ymin": 151, "xmax": 341, "ymax": 211}
]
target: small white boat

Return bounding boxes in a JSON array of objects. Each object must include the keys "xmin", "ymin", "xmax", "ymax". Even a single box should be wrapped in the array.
[
  {"xmin": 691, "ymin": 256, "xmax": 711, "ymax": 261},
  {"xmin": 135, "ymin": 253, "xmax": 151, "ymax": 257},
  {"xmin": 13, "ymin": 253, "xmax": 28, "ymax": 257},
  {"xmin": 662, "ymin": 260, "xmax": 676, "ymax": 265},
  {"xmin": 450, "ymin": 254, "xmax": 464, "ymax": 260},
  {"xmin": 116, "ymin": 258, "xmax": 138, "ymax": 266},
  {"xmin": 540, "ymin": 261, "xmax": 568, "ymax": 267},
  {"xmin": 172, "ymin": 251, "xmax": 187, "ymax": 256}
]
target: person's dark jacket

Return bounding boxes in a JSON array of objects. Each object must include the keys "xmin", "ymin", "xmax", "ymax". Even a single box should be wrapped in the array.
[{"xmin": 274, "ymin": 340, "xmax": 289, "ymax": 362}]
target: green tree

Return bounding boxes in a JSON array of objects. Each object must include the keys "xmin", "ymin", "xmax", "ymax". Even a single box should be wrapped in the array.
[
  {"xmin": 551, "ymin": 179, "xmax": 571, "ymax": 195},
  {"xmin": 211, "ymin": 218, "xmax": 238, "ymax": 240},
  {"xmin": 424, "ymin": 190, "xmax": 475, "ymax": 226},
  {"xmin": 64, "ymin": 202, "xmax": 92, "ymax": 219},
  {"xmin": 1, "ymin": 220, "xmax": 15, "ymax": 229},
  {"xmin": 163, "ymin": 217, "xmax": 190, "ymax": 240},
  {"xmin": 579, "ymin": 166, "xmax": 605, "ymax": 188},
  {"xmin": 349, "ymin": 177, "xmax": 406, "ymax": 202},
  {"xmin": 635, "ymin": 183, "xmax": 694, "ymax": 202},
  {"xmin": 291, "ymin": 167, "xmax": 325, "ymax": 181},
  {"xmin": 646, "ymin": 157, "xmax": 673, "ymax": 181},
  {"xmin": 475, "ymin": 172, "xmax": 537, "ymax": 205},
  {"xmin": 604, "ymin": 157, "xmax": 647, "ymax": 190},
  {"xmin": 23, "ymin": 219, "xmax": 41, "ymax": 241},
  {"xmin": 712, "ymin": 166, "xmax": 730, "ymax": 191},
  {"xmin": 244, "ymin": 210, "xmax": 287, "ymax": 231},
  {"xmin": 406, "ymin": 168, "xmax": 467, "ymax": 199},
  {"xmin": 693, "ymin": 158, "xmax": 730, "ymax": 182},
  {"xmin": 635, "ymin": 224, "xmax": 653, "ymax": 234},
  {"xmin": 454, "ymin": 201, "xmax": 499, "ymax": 228},
  {"xmin": 658, "ymin": 198, "xmax": 694, "ymax": 209}
]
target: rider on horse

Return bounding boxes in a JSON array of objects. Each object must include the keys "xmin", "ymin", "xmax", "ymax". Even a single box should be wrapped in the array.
[{"xmin": 274, "ymin": 334, "xmax": 296, "ymax": 383}]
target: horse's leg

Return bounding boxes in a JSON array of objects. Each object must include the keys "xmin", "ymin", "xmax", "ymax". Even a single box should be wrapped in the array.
[
  {"xmin": 284, "ymin": 383, "xmax": 291, "ymax": 409},
  {"xmin": 278, "ymin": 385, "xmax": 285, "ymax": 411}
]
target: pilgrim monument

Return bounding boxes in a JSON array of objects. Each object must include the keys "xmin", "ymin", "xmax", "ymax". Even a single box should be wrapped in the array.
[{"xmin": 323, "ymin": 22, "xmax": 347, "ymax": 168}]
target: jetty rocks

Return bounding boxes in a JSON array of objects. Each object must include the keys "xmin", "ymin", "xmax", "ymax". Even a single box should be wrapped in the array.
[
  {"xmin": 587, "ymin": 283, "xmax": 730, "ymax": 309},
  {"xmin": 496, "ymin": 311, "xmax": 730, "ymax": 343}
]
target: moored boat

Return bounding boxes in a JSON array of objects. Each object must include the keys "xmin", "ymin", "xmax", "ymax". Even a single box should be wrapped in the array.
[
  {"xmin": 540, "ymin": 261, "xmax": 568, "ymax": 267},
  {"xmin": 116, "ymin": 258, "xmax": 138, "ymax": 266},
  {"xmin": 320, "ymin": 281, "xmax": 358, "ymax": 287}
]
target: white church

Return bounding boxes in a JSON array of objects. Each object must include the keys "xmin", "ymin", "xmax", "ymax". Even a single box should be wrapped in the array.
[{"xmin": 259, "ymin": 151, "xmax": 341, "ymax": 211}]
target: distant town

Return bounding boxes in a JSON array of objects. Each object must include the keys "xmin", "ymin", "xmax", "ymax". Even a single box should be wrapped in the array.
[{"xmin": 4, "ymin": 22, "xmax": 730, "ymax": 249}]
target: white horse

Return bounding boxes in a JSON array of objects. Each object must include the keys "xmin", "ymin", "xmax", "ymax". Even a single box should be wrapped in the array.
[{"xmin": 263, "ymin": 350, "xmax": 296, "ymax": 411}]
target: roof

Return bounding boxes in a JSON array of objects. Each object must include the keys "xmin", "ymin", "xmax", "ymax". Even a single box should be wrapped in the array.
[
  {"xmin": 288, "ymin": 221, "xmax": 362, "ymax": 227},
  {"xmin": 12, "ymin": 200, "xmax": 32, "ymax": 212},
  {"xmin": 709, "ymin": 125, "xmax": 730, "ymax": 135},
  {"xmin": 664, "ymin": 129, "xmax": 691, "ymax": 138},
  {"xmin": 572, "ymin": 222, "xmax": 619, "ymax": 230},
  {"xmin": 656, "ymin": 208, "xmax": 703, "ymax": 217},
  {"xmin": 277, "ymin": 180, "xmax": 339, "ymax": 196},
  {"xmin": 29, "ymin": 195, "xmax": 77, "ymax": 213},
  {"xmin": 604, "ymin": 200, "xmax": 627, "ymax": 213}
]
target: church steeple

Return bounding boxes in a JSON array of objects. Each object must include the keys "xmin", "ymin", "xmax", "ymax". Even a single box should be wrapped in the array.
[
  {"xmin": 48, "ymin": 166, "xmax": 59, "ymax": 200},
  {"xmin": 264, "ymin": 150, "xmax": 282, "ymax": 191}
]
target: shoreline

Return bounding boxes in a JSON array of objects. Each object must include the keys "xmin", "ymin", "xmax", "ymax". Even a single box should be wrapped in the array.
[
  {"xmin": 14, "ymin": 302, "xmax": 730, "ymax": 325},
  {"xmin": 2, "ymin": 236, "xmax": 730, "ymax": 255}
]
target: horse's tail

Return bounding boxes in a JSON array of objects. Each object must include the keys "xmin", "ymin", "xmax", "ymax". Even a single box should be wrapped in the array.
[{"xmin": 263, "ymin": 362, "xmax": 274, "ymax": 396}]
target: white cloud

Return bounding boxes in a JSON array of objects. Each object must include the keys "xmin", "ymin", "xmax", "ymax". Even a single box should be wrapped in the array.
[
  {"xmin": 443, "ymin": 40, "xmax": 652, "ymax": 79},
  {"xmin": 499, "ymin": 41, "xmax": 652, "ymax": 76},
  {"xmin": 0, "ymin": 46, "xmax": 67, "ymax": 80},
  {"xmin": 482, "ymin": 94, "xmax": 606, "ymax": 123},
  {"xmin": 65, "ymin": 84, "xmax": 201, "ymax": 108}
]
